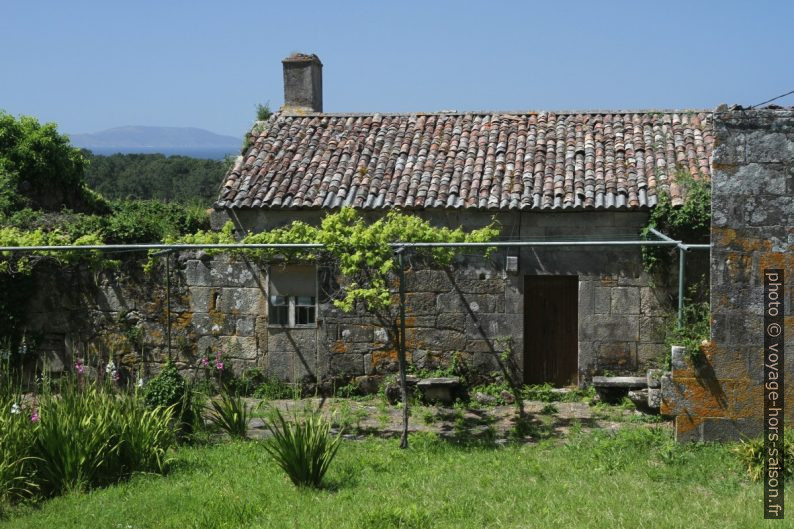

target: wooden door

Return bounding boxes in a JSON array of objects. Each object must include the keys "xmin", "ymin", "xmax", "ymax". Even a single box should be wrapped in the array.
[{"xmin": 523, "ymin": 275, "xmax": 578, "ymax": 386}]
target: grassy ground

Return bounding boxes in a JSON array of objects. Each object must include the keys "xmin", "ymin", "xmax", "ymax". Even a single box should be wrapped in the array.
[{"xmin": 0, "ymin": 427, "xmax": 778, "ymax": 529}]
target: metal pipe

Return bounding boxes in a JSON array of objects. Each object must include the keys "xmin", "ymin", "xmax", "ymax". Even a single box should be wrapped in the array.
[
  {"xmin": 648, "ymin": 227, "xmax": 678, "ymax": 243},
  {"xmin": 396, "ymin": 247, "xmax": 409, "ymax": 449},
  {"xmin": 678, "ymin": 246, "xmax": 686, "ymax": 325},
  {"xmin": 387, "ymin": 240, "xmax": 681, "ymax": 248},
  {"xmin": 165, "ymin": 252, "xmax": 172, "ymax": 361},
  {"xmin": 0, "ymin": 240, "xmax": 682, "ymax": 253},
  {"xmin": 0, "ymin": 243, "xmax": 325, "ymax": 252}
]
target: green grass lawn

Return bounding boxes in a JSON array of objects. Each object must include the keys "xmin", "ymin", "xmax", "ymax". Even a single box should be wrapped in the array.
[{"xmin": 0, "ymin": 428, "xmax": 781, "ymax": 529}]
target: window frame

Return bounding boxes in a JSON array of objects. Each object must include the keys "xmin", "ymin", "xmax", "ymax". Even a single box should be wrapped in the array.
[{"xmin": 267, "ymin": 265, "xmax": 318, "ymax": 329}]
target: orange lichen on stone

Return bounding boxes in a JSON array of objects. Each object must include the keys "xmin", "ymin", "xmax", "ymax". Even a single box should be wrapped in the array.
[
  {"xmin": 671, "ymin": 377, "xmax": 731, "ymax": 418},
  {"xmin": 372, "ymin": 349, "xmax": 398, "ymax": 365},
  {"xmin": 675, "ymin": 413, "xmax": 704, "ymax": 436},
  {"xmin": 331, "ymin": 340, "xmax": 347, "ymax": 353},
  {"xmin": 759, "ymin": 252, "xmax": 793, "ymax": 274}
]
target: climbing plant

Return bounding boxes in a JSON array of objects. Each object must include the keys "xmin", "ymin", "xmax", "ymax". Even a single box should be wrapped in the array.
[
  {"xmin": 641, "ymin": 169, "xmax": 711, "ymax": 306},
  {"xmin": 0, "ymin": 227, "xmax": 109, "ymax": 370},
  {"xmin": 641, "ymin": 169, "xmax": 711, "ymax": 278},
  {"xmin": 641, "ymin": 169, "xmax": 712, "ymax": 360},
  {"xmin": 161, "ymin": 207, "xmax": 499, "ymax": 314}
]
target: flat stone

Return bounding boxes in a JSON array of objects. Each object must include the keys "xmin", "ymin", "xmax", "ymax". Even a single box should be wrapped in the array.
[
  {"xmin": 416, "ymin": 377, "xmax": 461, "ymax": 387},
  {"xmin": 591, "ymin": 376, "xmax": 647, "ymax": 388},
  {"xmin": 417, "ymin": 377, "xmax": 462, "ymax": 404}
]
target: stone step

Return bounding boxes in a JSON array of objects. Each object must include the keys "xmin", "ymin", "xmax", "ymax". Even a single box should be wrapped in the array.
[{"xmin": 591, "ymin": 376, "xmax": 647, "ymax": 388}]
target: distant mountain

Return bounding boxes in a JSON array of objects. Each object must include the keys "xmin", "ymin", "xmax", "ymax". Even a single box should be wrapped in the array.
[{"xmin": 69, "ymin": 126, "xmax": 241, "ymax": 159}]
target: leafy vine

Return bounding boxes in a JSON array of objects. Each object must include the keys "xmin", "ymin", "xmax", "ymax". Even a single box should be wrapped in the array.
[{"xmin": 158, "ymin": 207, "xmax": 500, "ymax": 313}]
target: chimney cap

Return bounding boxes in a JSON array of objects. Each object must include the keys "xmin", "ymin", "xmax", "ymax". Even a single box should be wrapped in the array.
[{"xmin": 282, "ymin": 53, "xmax": 322, "ymax": 65}]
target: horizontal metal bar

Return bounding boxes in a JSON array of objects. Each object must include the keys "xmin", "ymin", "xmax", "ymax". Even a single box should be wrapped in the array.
[
  {"xmin": 0, "ymin": 240, "xmax": 684, "ymax": 253},
  {"xmin": 0, "ymin": 243, "xmax": 324, "ymax": 252},
  {"xmin": 393, "ymin": 240, "xmax": 680, "ymax": 248}
]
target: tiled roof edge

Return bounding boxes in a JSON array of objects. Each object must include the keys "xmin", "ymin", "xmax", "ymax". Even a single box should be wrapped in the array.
[{"xmin": 278, "ymin": 108, "xmax": 713, "ymax": 118}]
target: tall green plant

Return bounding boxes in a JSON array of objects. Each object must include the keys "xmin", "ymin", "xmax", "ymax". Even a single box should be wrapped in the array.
[
  {"xmin": 0, "ymin": 395, "xmax": 39, "ymax": 506},
  {"xmin": 263, "ymin": 408, "xmax": 341, "ymax": 488},
  {"xmin": 32, "ymin": 385, "xmax": 118, "ymax": 494},
  {"xmin": 29, "ymin": 380, "xmax": 175, "ymax": 497},
  {"xmin": 208, "ymin": 392, "xmax": 250, "ymax": 439}
]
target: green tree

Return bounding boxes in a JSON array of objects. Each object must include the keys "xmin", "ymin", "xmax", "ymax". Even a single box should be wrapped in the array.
[{"xmin": 0, "ymin": 112, "xmax": 101, "ymax": 214}]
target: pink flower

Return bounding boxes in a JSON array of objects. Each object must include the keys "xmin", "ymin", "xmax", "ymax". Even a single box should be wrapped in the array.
[
  {"xmin": 74, "ymin": 358, "xmax": 85, "ymax": 375},
  {"xmin": 199, "ymin": 357, "xmax": 209, "ymax": 368},
  {"xmin": 30, "ymin": 409, "xmax": 39, "ymax": 423},
  {"xmin": 215, "ymin": 361, "xmax": 224, "ymax": 371}
]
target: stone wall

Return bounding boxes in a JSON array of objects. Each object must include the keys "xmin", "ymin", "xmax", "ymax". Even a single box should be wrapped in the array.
[
  {"xmin": 663, "ymin": 107, "xmax": 794, "ymax": 441},
  {"xmin": 24, "ymin": 210, "xmax": 674, "ymax": 389}
]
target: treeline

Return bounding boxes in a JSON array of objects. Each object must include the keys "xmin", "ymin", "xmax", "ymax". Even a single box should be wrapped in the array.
[{"xmin": 83, "ymin": 152, "xmax": 231, "ymax": 204}]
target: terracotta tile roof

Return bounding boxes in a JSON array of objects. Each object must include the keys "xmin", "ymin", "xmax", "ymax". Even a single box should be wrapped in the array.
[{"xmin": 216, "ymin": 110, "xmax": 713, "ymax": 211}]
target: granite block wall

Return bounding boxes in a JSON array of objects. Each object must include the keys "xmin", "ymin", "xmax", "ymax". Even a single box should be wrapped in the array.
[{"xmin": 24, "ymin": 210, "xmax": 673, "ymax": 389}]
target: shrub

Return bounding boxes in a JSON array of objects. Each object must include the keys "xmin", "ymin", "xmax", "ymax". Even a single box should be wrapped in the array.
[
  {"xmin": 208, "ymin": 392, "xmax": 250, "ymax": 439},
  {"xmin": 102, "ymin": 199, "xmax": 209, "ymax": 244},
  {"xmin": 733, "ymin": 429, "xmax": 794, "ymax": 482},
  {"xmin": 255, "ymin": 103, "xmax": 272, "ymax": 121},
  {"xmin": 665, "ymin": 300, "xmax": 711, "ymax": 364},
  {"xmin": 143, "ymin": 361, "xmax": 198, "ymax": 437},
  {"xmin": 263, "ymin": 408, "xmax": 341, "ymax": 488}
]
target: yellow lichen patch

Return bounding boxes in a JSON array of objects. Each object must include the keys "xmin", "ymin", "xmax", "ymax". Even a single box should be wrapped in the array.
[
  {"xmin": 332, "ymin": 340, "xmax": 347, "ymax": 354},
  {"xmin": 711, "ymin": 227, "xmax": 738, "ymax": 247},
  {"xmin": 172, "ymin": 311, "xmax": 193, "ymax": 331},
  {"xmin": 724, "ymin": 254, "xmax": 753, "ymax": 282}
]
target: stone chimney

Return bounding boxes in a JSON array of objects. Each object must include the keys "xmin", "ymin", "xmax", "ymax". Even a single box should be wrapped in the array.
[{"xmin": 282, "ymin": 53, "xmax": 323, "ymax": 113}]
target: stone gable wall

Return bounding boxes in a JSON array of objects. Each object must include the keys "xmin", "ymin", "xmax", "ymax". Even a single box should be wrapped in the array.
[{"xmin": 664, "ymin": 108, "xmax": 794, "ymax": 441}]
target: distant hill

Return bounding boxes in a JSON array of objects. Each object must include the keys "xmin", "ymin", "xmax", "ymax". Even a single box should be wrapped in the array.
[{"xmin": 69, "ymin": 126, "xmax": 241, "ymax": 159}]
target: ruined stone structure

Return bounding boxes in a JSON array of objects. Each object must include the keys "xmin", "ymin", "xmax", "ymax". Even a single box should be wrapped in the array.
[{"xmin": 663, "ymin": 107, "xmax": 794, "ymax": 441}]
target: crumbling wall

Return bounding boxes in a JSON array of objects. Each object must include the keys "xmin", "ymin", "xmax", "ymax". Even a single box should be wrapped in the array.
[{"xmin": 663, "ymin": 107, "xmax": 794, "ymax": 441}]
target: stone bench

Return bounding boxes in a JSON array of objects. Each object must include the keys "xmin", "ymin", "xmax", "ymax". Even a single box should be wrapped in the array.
[
  {"xmin": 417, "ymin": 377, "xmax": 463, "ymax": 405},
  {"xmin": 592, "ymin": 376, "xmax": 647, "ymax": 404}
]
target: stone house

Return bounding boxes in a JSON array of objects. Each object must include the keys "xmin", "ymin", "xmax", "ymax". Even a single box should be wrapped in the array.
[
  {"xmin": 197, "ymin": 53, "xmax": 714, "ymax": 388},
  {"xmin": 21, "ymin": 55, "xmax": 791, "ymax": 441}
]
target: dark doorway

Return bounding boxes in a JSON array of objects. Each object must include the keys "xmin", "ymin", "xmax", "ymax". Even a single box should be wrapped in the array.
[{"xmin": 523, "ymin": 275, "xmax": 578, "ymax": 386}]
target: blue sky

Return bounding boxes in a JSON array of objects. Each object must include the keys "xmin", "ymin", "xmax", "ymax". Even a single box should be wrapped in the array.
[{"xmin": 1, "ymin": 0, "xmax": 793, "ymax": 137}]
